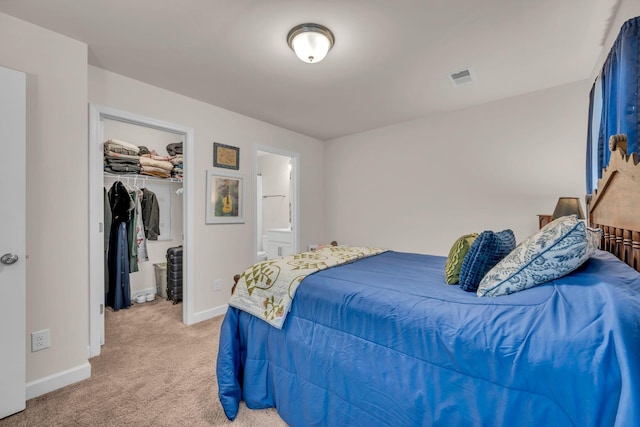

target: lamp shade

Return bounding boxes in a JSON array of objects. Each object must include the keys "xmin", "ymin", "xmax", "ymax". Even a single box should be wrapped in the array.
[
  {"xmin": 552, "ymin": 197, "xmax": 585, "ymax": 220},
  {"xmin": 287, "ymin": 23, "xmax": 334, "ymax": 63}
]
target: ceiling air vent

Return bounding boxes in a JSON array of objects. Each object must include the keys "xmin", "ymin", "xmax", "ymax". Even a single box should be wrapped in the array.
[{"xmin": 448, "ymin": 67, "xmax": 475, "ymax": 87}]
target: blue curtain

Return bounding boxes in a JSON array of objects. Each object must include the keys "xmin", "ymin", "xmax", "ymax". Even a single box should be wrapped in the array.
[
  {"xmin": 586, "ymin": 84, "xmax": 595, "ymax": 194},
  {"xmin": 587, "ymin": 16, "xmax": 640, "ymax": 192}
]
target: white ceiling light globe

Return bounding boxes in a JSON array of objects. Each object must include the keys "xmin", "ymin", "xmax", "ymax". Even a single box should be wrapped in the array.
[{"xmin": 287, "ymin": 23, "xmax": 335, "ymax": 64}]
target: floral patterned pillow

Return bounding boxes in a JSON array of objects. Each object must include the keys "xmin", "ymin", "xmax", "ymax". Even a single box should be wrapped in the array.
[{"xmin": 477, "ymin": 215, "xmax": 602, "ymax": 297}]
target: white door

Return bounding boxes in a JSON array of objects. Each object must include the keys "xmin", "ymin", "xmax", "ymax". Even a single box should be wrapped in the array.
[{"xmin": 0, "ymin": 65, "xmax": 27, "ymax": 418}]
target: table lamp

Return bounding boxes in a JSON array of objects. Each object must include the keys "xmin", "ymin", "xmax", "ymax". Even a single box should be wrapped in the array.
[{"xmin": 552, "ymin": 197, "xmax": 585, "ymax": 220}]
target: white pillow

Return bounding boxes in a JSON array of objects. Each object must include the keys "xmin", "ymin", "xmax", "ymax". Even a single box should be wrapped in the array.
[{"xmin": 477, "ymin": 215, "xmax": 602, "ymax": 297}]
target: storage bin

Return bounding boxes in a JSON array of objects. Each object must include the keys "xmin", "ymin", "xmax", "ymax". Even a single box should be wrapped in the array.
[{"xmin": 154, "ymin": 262, "xmax": 168, "ymax": 299}]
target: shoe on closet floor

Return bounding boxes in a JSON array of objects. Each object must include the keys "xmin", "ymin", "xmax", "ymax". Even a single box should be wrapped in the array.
[
  {"xmin": 135, "ymin": 294, "xmax": 146, "ymax": 304},
  {"xmin": 145, "ymin": 293, "xmax": 155, "ymax": 302}
]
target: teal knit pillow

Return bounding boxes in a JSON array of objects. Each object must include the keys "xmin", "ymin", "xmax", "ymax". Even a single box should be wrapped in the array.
[{"xmin": 459, "ymin": 229, "xmax": 516, "ymax": 292}]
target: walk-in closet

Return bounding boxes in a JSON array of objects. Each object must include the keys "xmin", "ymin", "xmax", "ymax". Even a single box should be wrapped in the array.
[
  {"xmin": 103, "ymin": 119, "xmax": 184, "ymax": 310},
  {"xmin": 89, "ymin": 104, "xmax": 194, "ymax": 357}
]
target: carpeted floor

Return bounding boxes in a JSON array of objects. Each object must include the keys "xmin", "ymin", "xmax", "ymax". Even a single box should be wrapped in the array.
[{"xmin": 0, "ymin": 298, "xmax": 287, "ymax": 426}]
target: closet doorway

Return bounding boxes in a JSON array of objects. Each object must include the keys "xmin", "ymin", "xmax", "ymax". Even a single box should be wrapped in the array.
[
  {"xmin": 88, "ymin": 105, "xmax": 194, "ymax": 357},
  {"xmin": 254, "ymin": 146, "xmax": 299, "ymax": 263}
]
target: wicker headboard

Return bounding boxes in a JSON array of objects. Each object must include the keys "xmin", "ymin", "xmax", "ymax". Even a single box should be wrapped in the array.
[{"xmin": 587, "ymin": 134, "xmax": 640, "ymax": 272}]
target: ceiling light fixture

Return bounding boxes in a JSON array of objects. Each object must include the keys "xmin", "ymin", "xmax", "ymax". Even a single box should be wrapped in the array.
[{"xmin": 287, "ymin": 23, "xmax": 334, "ymax": 64}]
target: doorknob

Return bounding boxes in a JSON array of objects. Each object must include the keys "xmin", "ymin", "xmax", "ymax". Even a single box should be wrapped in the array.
[{"xmin": 0, "ymin": 253, "xmax": 19, "ymax": 265}]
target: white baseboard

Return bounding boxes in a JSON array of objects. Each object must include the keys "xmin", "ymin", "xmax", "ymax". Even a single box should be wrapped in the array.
[
  {"xmin": 26, "ymin": 361, "xmax": 91, "ymax": 400},
  {"xmin": 26, "ymin": 303, "xmax": 227, "ymax": 399},
  {"xmin": 191, "ymin": 304, "xmax": 228, "ymax": 324}
]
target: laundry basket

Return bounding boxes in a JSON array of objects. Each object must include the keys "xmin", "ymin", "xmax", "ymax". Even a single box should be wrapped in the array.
[{"xmin": 154, "ymin": 262, "xmax": 168, "ymax": 299}]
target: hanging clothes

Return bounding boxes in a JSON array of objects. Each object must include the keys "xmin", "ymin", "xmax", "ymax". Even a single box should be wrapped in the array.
[
  {"xmin": 141, "ymin": 188, "xmax": 160, "ymax": 240},
  {"xmin": 127, "ymin": 189, "xmax": 139, "ymax": 273},
  {"xmin": 134, "ymin": 189, "xmax": 149, "ymax": 264},
  {"xmin": 108, "ymin": 180, "xmax": 134, "ymax": 223},
  {"xmin": 106, "ymin": 181, "xmax": 133, "ymax": 311}
]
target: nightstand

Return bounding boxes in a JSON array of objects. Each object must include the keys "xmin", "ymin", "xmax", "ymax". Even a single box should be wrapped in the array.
[{"xmin": 537, "ymin": 214, "xmax": 553, "ymax": 229}]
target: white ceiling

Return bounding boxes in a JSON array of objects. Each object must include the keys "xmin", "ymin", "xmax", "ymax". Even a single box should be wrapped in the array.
[{"xmin": 0, "ymin": 0, "xmax": 620, "ymax": 140}]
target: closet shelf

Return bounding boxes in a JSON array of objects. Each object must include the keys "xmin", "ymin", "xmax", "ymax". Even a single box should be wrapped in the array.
[{"xmin": 103, "ymin": 172, "xmax": 183, "ymax": 184}]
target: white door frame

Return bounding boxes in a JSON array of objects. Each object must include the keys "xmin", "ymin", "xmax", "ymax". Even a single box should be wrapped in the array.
[
  {"xmin": 0, "ymin": 65, "xmax": 26, "ymax": 418},
  {"xmin": 254, "ymin": 145, "xmax": 300, "ymax": 261},
  {"xmin": 88, "ymin": 104, "xmax": 195, "ymax": 357}
]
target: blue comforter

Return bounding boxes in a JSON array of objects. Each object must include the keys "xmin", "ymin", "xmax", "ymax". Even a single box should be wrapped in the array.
[{"xmin": 217, "ymin": 250, "xmax": 640, "ymax": 426}]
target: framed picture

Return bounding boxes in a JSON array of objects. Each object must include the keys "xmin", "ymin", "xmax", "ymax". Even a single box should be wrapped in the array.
[
  {"xmin": 213, "ymin": 142, "xmax": 239, "ymax": 170},
  {"xmin": 206, "ymin": 170, "xmax": 244, "ymax": 224}
]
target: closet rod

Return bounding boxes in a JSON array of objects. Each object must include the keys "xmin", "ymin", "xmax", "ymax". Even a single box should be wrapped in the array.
[
  {"xmin": 104, "ymin": 172, "xmax": 182, "ymax": 184},
  {"xmin": 263, "ymin": 194, "xmax": 286, "ymax": 198}
]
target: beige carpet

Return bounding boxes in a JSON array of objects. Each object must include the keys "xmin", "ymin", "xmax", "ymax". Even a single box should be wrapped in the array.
[{"xmin": 0, "ymin": 298, "xmax": 287, "ymax": 426}]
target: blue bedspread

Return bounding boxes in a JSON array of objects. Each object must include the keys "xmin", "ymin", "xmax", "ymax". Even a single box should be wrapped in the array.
[{"xmin": 216, "ymin": 250, "xmax": 640, "ymax": 426}]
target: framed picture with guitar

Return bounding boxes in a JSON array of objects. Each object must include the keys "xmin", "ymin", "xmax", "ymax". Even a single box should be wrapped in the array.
[{"xmin": 206, "ymin": 170, "xmax": 244, "ymax": 224}]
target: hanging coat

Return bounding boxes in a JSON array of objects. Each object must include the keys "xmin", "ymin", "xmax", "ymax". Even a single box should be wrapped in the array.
[
  {"xmin": 127, "ymin": 190, "xmax": 139, "ymax": 273},
  {"xmin": 108, "ymin": 181, "xmax": 134, "ymax": 223},
  {"xmin": 141, "ymin": 188, "xmax": 160, "ymax": 240},
  {"xmin": 106, "ymin": 181, "xmax": 134, "ymax": 310}
]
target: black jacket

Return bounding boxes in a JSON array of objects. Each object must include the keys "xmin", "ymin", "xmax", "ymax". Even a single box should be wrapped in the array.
[{"xmin": 141, "ymin": 188, "xmax": 160, "ymax": 240}]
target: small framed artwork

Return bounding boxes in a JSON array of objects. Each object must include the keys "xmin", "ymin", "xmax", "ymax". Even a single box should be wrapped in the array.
[
  {"xmin": 213, "ymin": 142, "xmax": 240, "ymax": 170},
  {"xmin": 206, "ymin": 170, "xmax": 244, "ymax": 224}
]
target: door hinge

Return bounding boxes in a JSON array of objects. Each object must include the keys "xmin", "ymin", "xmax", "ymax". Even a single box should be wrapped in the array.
[{"xmin": 100, "ymin": 304, "xmax": 104, "ymax": 315}]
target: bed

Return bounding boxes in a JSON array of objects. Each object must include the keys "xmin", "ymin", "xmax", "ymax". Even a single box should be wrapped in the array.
[{"xmin": 216, "ymin": 135, "xmax": 640, "ymax": 427}]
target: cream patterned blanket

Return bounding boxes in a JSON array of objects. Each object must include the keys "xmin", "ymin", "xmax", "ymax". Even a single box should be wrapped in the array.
[{"xmin": 228, "ymin": 246, "xmax": 387, "ymax": 329}]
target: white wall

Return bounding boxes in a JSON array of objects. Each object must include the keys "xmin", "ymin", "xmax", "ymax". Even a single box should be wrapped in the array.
[
  {"xmin": 0, "ymin": 12, "xmax": 89, "ymax": 387},
  {"xmin": 88, "ymin": 66, "xmax": 326, "ymax": 314},
  {"xmin": 0, "ymin": 10, "xmax": 326, "ymax": 398},
  {"xmin": 325, "ymin": 80, "xmax": 591, "ymax": 255},
  {"xmin": 591, "ymin": 0, "xmax": 640, "ymax": 79},
  {"xmin": 324, "ymin": 0, "xmax": 640, "ymax": 257}
]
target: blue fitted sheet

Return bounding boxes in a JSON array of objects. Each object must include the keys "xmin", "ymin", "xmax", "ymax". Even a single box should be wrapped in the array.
[{"xmin": 216, "ymin": 250, "xmax": 640, "ymax": 426}]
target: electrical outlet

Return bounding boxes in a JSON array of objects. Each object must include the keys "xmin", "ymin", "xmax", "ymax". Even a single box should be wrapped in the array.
[
  {"xmin": 31, "ymin": 329, "xmax": 50, "ymax": 352},
  {"xmin": 214, "ymin": 279, "xmax": 221, "ymax": 292}
]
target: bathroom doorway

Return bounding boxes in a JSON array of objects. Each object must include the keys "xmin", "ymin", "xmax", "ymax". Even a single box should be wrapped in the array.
[{"xmin": 254, "ymin": 146, "xmax": 299, "ymax": 263}]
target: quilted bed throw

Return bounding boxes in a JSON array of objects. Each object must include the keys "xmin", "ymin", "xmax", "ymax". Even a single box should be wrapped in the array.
[{"xmin": 228, "ymin": 246, "xmax": 387, "ymax": 328}]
